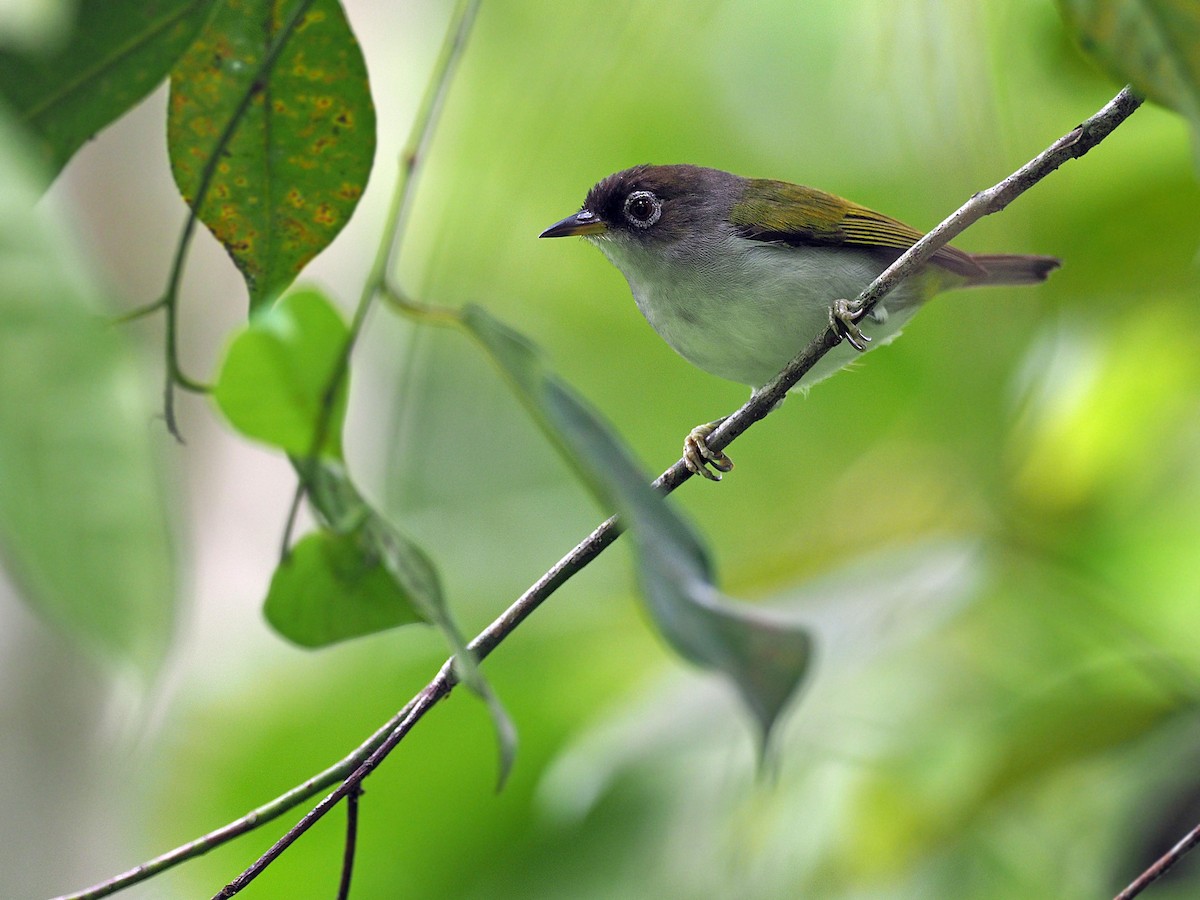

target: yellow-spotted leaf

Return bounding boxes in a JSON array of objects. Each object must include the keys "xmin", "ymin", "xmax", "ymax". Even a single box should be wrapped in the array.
[{"xmin": 168, "ymin": 0, "xmax": 375, "ymax": 310}]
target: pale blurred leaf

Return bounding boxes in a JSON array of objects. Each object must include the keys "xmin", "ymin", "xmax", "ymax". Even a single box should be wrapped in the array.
[
  {"xmin": 1059, "ymin": 0, "xmax": 1200, "ymax": 149},
  {"xmin": 0, "ymin": 109, "xmax": 175, "ymax": 669},
  {"xmin": 461, "ymin": 304, "xmax": 813, "ymax": 746},
  {"xmin": 0, "ymin": 0, "xmax": 215, "ymax": 174}
]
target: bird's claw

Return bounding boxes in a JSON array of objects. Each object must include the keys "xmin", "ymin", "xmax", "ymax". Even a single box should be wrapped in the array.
[
  {"xmin": 830, "ymin": 298, "xmax": 871, "ymax": 352},
  {"xmin": 683, "ymin": 420, "xmax": 733, "ymax": 482}
]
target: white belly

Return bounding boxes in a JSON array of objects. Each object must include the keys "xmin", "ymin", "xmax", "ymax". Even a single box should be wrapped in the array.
[{"xmin": 618, "ymin": 242, "xmax": 928, "ymax": 388}]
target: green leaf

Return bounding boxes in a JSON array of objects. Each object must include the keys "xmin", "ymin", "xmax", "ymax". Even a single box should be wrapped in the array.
[
  {"xmin": 300, "ymin": 459, "xmax": 518, "ymax": 785},
  {"xmin": 0, "ymin": 0, "xmax": 216, "ymax": 176},
  {"xmin": 265, "ymin": 527, "xmax": 425, "ymax": 647},
  {"xmin": 168, "ymin": 0, "xmax": 376, "ymax": 309},
  {"xmin": 0, "ymin": 107, "xmax": 176, "ymax": 669},
  {"xmin": 213, "ymin": 286, "xmax": 348, "ymax": 458},
  {"xmin": 1058, "ymin": 0, "xmax": 1200, "ymax": 137},
  {"xmin": 461, "ymin": 304, "xmax": 813, "ymax": 746}
]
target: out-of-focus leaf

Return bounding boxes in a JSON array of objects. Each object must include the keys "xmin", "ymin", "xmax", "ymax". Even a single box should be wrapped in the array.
[
  {"xmin": 0, "ymin": 0, "xmax": 73, "ymax": 53},
  {"xmin": 264, "ymin": 527, "xmax": 425, "ymax": 647},
  {"xmin": 168, "ymin": 0, "xmax": 376, "ymax": 310},
  {"xmin": 0, "ymin": 0, "xmax": 215, "ymax": 175},
  {"xmin": 0, "ymin": 108, "xmax": 175, "ymax": 669},
  {"xmin": 302, "ymin": 459, "xmax": 517, "ymax": 785},
  {"xmin": 213, "ymin": 286, "xmax": 347, "ymax": 458},
  {"xmin": 461, "ymin": 304, "xmax": 813, "ymax": 746},
  {"xmin": 1058, "ymin": 0, "xmax": 1200, "ymax": 140}
]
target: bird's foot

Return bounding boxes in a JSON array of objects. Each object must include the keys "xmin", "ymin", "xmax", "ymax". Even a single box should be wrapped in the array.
[
  {"xmin": 683, "ymin": 419, "xmax": 733, "ymax": 482},
  {"xmin": 830, "ymin": 298, "xmax": 871, "ymax": 352}
]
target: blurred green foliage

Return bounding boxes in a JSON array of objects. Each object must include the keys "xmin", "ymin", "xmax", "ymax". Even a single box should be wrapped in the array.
[
  {"xmin": 5, "ymin": 0, "xmax": 1200, "ymax": 898},
  {"xmin": 0, "ymin": 109, "xmax": 175, "ymax": 671}
]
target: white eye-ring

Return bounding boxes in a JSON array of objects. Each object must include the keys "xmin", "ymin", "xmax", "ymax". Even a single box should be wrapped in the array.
[{"xmin": 623, "ymin": 190, "xmax": 662, "ymax": 228}]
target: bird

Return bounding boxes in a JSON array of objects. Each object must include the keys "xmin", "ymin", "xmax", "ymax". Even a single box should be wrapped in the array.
[{"xmin": 540, "ymin": 164, "xmax": 1060, "ymax": 480}]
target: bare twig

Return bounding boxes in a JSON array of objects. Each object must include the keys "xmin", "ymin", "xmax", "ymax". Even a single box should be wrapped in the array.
[
  {"xmin": 693, "ymin": 85, "xmax": 1143, "ymax": 468},
  {"xmin": 335, "ymin": 785, "xmax": 363, "ymax": 900},
  {"xmin": 222, "ymin": 84, "xmax": 1143, "ymax": 892},
  {"xmin": 213, "ymin": 678, "xmax": 448, "ymax": 897},
  {"xmin": 51, "ymin": 700, "xmax": 416, "ymax": 900},
  {"xmin": 1116, "ymin": 821, "xmax": 1200, "ymax": 899},
  {"xmin": 61, "ymin": 85, "xmax": 1142, "ymax": 900}
]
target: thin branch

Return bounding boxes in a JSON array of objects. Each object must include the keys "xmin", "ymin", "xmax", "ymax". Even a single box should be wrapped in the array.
[
  {"xmin": 213, "ymin": 679, "xmax": 449, "ymax": 898},
  {"xmin": 112, "ymin": 296, "xmax": 167, "ymax": 324},
  {"xmin": 692, "ymin": 85, "xmax": 1144, "ymax": 469},
  {"xmin": 335, "ymin": 785, "xmax": 363, "ymax": 900},
  {"xmin": 159, "ymin": 0, "xmax": 317, "ymax": 439},
  {"xmin": 60, "ymin": 84, "xmax": 1142, "ymax": 900},
  {"xmin": 222, "ymin": 84, "xmax": 1143, "ymax": 891},
  {"xmin": 1116, "ymin": 821, "xmax": 1200, "ymax": 900},
  {"xmin": 50, "ymin": 700, "xmax": 417, "ymax": 900},
  {"xmin": 279, "ymin": 0, "xmax": 481, "ymax": 559}
]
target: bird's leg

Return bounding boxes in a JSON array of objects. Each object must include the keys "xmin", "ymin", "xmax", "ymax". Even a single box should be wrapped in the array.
[
  {"xmin": 829, "ymin": 298, "xmax": 872, "ymax": 352},
  {"xmin": 683, "ymin": 417, "xmax": 733, "ymax": 482}
]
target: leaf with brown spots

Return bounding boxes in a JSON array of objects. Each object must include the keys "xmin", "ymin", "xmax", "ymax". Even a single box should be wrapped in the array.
[{"xmin": 167, "ymin": 0, "xmax": 376, "ymax": 310}]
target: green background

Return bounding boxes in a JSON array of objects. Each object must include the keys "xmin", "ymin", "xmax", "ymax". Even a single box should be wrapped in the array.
[{"xmin": 3, "ymin": 1, "xmax": 1199, "ymax": 898}]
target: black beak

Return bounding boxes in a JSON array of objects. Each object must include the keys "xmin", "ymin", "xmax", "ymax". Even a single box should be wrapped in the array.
[{"xmin": 539, "ymin": 209, "xmax": 608, "ymax": 238}]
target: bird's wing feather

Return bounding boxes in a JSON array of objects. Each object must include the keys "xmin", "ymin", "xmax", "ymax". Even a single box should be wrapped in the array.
[{"xmin": 730, "ymin": 179, "xmax": 985, "ymax": 279}]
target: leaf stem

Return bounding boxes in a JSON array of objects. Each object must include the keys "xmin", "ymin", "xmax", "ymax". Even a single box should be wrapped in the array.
[{"xmin": 279, "ymin": 0, "xmax": 481, "ymax": 555}]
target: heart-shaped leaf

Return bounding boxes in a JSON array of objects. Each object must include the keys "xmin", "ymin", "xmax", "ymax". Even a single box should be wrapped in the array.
[
  {"xmin": 213, "ymin": 286, "xmax": 348, "ymax": 458},
  {"xmin": 265, "ymin": 527, "xmax": 425, "ymax": 647}
]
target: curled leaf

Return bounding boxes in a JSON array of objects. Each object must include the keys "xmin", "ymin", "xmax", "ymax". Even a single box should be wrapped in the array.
[{"xmin": 461, "ymin": 304, "xmax": 813, "ymax": 746}]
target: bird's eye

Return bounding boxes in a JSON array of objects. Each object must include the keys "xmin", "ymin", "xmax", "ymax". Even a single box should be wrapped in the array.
[{"xmin": 623, "ymin": 191, "xmax": 662, "ymax": 228}]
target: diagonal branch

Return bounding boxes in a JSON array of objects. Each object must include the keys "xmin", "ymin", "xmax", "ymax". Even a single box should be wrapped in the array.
[
  {"xmin": 210, "ymin": 85, "xmax": 1146, "ymax": 896},
  {"xmin": 60, "ymin": 84, "xmax": 1143, "ymax": 900},
  {"xmin": 1116, "ymin": 820, "xmax": 1200, "ymax": 899}
]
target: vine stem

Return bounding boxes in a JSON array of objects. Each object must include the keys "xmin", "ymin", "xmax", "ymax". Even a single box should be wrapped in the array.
[
  {"xmin": 157, "ymin": 0, "xmax": 318, "ymax": 439},
  {"xmin": 279, "ymin": 0, "xmax": 482, "ymax": 559}
]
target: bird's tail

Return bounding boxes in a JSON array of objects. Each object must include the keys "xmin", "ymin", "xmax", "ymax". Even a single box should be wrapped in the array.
[{"xmin": 966, "ymin": 253, "xmax": 1061, "ymax": 287}]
